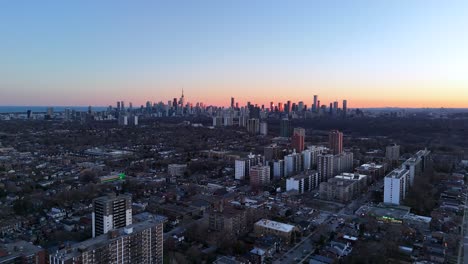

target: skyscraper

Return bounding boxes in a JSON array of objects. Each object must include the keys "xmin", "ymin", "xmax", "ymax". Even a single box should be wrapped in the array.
[
  {"xmin": 179, "ymin": 89, "xmax": 185, "ymax": 107},
  {"xmin": 231, "ymin": 97, "xmax": 235, "ymax": 108},
  {"xmin": 291, "ymin": 127, "xmax": 305, "ymax": 152},
  {"xmin": 342, "ymin": 100, "xmax": 347, "ymax": 116},
  {"xmin": 92, "ymin": 194, "xmax": 132, "ymax": 237},
  {"xmin": 280, "ymin": 118, "xmax": 292, "ymax": 137},
  {"xmin": 313, "ymin": 95, "xmax": 318, "ymax": 112},
  {"xmin": 329, "ymin": 130, "xmax": 343, "ymax": 155}
]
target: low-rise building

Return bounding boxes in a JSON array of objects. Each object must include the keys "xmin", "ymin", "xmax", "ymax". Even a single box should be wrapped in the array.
[
  {"xmin": 254, "ymin": 219, "xmax": 298, "ymax": 244},
  {"xmin": 0, "ymin": 241, "xmax": 46, "ymax": 264},
  {"xmin": 168, "ymin": 164, "xmax": 187, "ymax": 177},
  {"xmin": 319, "ymin": 173, "xmax": 368, "ymax": 203}
]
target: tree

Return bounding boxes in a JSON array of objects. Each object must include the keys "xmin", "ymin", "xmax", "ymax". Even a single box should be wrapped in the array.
[{"xmin": 13, "ymin": 198, "xmax": 34, "ymax": 215}]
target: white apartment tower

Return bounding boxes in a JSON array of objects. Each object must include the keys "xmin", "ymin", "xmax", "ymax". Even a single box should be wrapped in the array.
[{"xmin": 383, "ymin": 168, "xmax": 410, "ymax": 205}]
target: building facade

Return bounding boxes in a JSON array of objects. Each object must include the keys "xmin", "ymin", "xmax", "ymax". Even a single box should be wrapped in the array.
[
  {"xmin": 329, "ymin": 130, "xmax": 343, "ymax": 155},
  {"xmin": 51, "ymin": 219, "xmax": 164, "ymax": 264},
  {"xmin": 384, "ymin": 168, "xmax": 410, "ymax": 205},
  {"xmin": 92, "ymin": 194, "xmax": 132, "ymax": 237},
  {"xmin": 286, "ymin": 171, "xmax": 319, "ymax": 193}
]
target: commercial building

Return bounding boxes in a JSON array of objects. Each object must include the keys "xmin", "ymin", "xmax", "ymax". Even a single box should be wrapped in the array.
[
  {"xmin": 286, "ymin": 171, "xmax": 319, "ymax": 193},
  {"xmin": 383, "ymin": 168, "xmax": 410, "ymax": 205},
  {"xmin": 50, "ymin": 219, "xmax": 164, "ymax": 264},
  {"xmin": 319, "ymin": 173, "xmax": 368, "ymax": 203},
  {"xmin": 291, "ymin": 127, "xmax": 305, "ymax": 152},
  {"xmin": 254, "ymin": 219, "xmax": 298, "ymax": 244},
  {"xmin": 250, "ymin": 165, "xmax": 271, "ymax": 187},
  {"xmin": 92, "ymin": 194, "xmax": 132, "ymax": 237},
  {"xmin": 329, "ymin": 130, "xmax": 343, "ymax": 155}
]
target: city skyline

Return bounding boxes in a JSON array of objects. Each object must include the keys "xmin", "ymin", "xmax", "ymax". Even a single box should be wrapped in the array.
[{"xmin": 1, "ymin": 1, "xmax": 468, "ymax": 108}]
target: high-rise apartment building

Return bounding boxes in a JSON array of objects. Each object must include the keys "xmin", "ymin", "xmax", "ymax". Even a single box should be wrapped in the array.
[
  {"xmin": 291, "ymin": 127, "xmax": 305, "ymax": 152},
  {"xmin": 273, "ymin": 160, "xmax": 285, "ymax": 179},
  {"xmin": 280, "ymin": 118, "xmax": 292, "ymax": 137},
  {"xmin": 250, "ymin": 165, "xmax": 271, "ymax": 187},
  {"xmin": 50, "ymin": 218, "xmax": 164, "ymax": 264},
  {"xmin": 92, "ymin": 194, "xmax": 132, "ymax": 237},
  {"xmin": 329, "ymin": 130, "xmax": 343, "ymax": 155},
  {"xmin": 318, "ymin": 154, "xmax": 334, "ymax": 182},
  {"xmin": 264, "ymin": 145, "xmax": 283, "ymax": 162},
  {"xmin": 284, "ymin": 151, "xmax": 302, "ymax": 177},
  {"xmin": 260, "ymin": 122, "xmax": 268, "ymax": 135},
  {"xmin": 401, "ymin": 149, "xmax": 431, "ymax": 186},
  {"xmin": 247, "ymin": 118, "xmax": 260, "ymax": 134},
  {"xmin": 334, "ymin": 152, "xmax": 354, "ymax": 175},
  {"xmin": 383, "ymin": 168, "xmax": 410, "ymax": 205},
  {"xmin": 286, "ymin": 171, "xmax": 319, "ymax": 193},
  {"xmin": 385, "ymin": 144, "xmax": 400, "ymax": 162},
  {"xmin": 235, "ymin": 153, "xmax": 262, "ymax": 180}
]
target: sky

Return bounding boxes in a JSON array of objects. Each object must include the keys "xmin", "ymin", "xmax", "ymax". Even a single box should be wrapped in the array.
[{"xmin": 1, "ymin": 0, "xmax": 468, "ymax": 108}]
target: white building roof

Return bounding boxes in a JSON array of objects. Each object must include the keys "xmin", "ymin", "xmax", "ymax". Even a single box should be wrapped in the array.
[{"xmin": 255, "ymin": 219, "xmax": 295, "ymax": 232}]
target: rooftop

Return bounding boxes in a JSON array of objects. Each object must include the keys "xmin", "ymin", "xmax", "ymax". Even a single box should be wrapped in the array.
[
  {"xmin": 385, "ymin": 168, "xmax": 409, "ymax": 179},
  {"xmin": 0, "ymin": 241, "xmax": 43, "ymax": 262},
  {"xmin": 357, "ymin": 163, "xmax": 384, "ymax": 170},
  {"xmin": 335, "ymin": 173, "xmax": 367, "ymax": 181},
  {"xmin": 52, "ymin": 219, "xmax": 164, "ymax": 260},
  {"xmin": 255, "ymin": 219, "xmax": 295, "ymax": 233}
]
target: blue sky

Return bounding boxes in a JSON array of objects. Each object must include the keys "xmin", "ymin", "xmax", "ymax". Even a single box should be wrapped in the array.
[{"xmin": 1, "ymin": 0, "xmax": 467, "ymax": 107}]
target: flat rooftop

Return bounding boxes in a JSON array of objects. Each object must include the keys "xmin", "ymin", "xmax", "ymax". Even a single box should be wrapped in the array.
[
  {"xmin": 335, "ymin": 173, "xmax": 367, "ymax": 181},
  {"xmin": 357, "ymin": 163, "xmax": 384, "ymax": 170},
  {"xmin": 255, "ymin": 219, "xmax": 295, "ymax": 233},
  {"xmin": 52, "ymin": 219, "xmax": 164, "ymax": 260},
  {"xmin": 385, "ymin": 168, "xmax": 409, "ymax": 179}
]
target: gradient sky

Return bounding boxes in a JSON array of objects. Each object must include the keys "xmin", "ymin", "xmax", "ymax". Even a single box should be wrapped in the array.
[{"xmin": 1, "ymin": 0, "xmax": 468, "ymax": 108}]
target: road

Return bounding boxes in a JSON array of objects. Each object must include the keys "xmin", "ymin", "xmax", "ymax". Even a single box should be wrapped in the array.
[{"xmin": 274, "ymin": 217, "xmax": 334, "ymax": 264}]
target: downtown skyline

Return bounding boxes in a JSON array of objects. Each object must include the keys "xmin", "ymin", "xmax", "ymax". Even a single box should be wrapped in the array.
[{"xmin": 1, "ymin": 1, "xmax": 468, "ymax": 108}]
